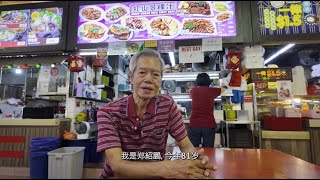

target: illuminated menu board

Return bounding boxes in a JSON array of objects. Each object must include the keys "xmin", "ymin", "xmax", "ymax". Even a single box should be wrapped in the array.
[
  {"xmin": 77, "ymin": 1, "xmax": 236, "ymax": 44},
  {"xmin": 258, "ymin": 1, "xmax": 320, "ymax": 35},
  {"xmin": 0, "ymin": 7, "xmax": 63, "ymax": 48}
]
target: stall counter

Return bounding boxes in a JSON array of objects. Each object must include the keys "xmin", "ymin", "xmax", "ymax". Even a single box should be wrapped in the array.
[
  {"xmin": 0, "ymin": 118, "xmax": 71, "ymax": 167},
  {"xmin": 304, "ymin": 119, "xmax": 320, "ymax": 165},
  {"xmin": 0, "ymin": 118, "xmax": 70, "ymax": 126},
  {"xmin": 255, "ymin": 130, "xmax": 312, "ymax": 163}
]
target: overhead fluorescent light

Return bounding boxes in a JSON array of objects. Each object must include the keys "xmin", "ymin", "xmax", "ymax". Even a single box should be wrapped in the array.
[
  {"xmin": 173, "ymin": 98, "xmax": 191, "ymax": 102},
  {"xmin": 172, "ymin": 98, "xmax": 221, "ymax": 102},
  {"xmin": 79, "ymin": 49, "xmax": 97, "ymax": 56},
  {"xmin": 163, "ymin": 72, "xmax": 220, "ymax": 81},
  {"xmin": 264, "ymin": 44, "xmax": 295, "ymax": 65},
  {"xmin": 15, "ymin": 68, "xmax": 22, "ymax": 74},
  {"xmin": 163, "ymin": 72, "xmax": 219, "ymax": 78},
  {"xmin": 169, "ymin": 52, "xmax": 175, "ymax": 67},
  {"xmin": 163, "ymin": 77, "xmax": 219, "ymax": 81}
]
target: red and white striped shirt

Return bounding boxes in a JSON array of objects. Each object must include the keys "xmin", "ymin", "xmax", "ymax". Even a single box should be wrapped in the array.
[{"xmin": 97, "ymin": 94, "xmax": 187, "ymax": 178}]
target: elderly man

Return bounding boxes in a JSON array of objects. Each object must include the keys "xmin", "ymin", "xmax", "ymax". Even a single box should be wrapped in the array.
[{"xmin": 97, "ymin": 48, "xmax": 216, "ymax": 179}]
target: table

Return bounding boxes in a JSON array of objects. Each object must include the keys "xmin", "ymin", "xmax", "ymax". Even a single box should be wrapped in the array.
[
  {"xmin": 220, "ymin": 120, "xmax": 261, "ymax": 148},
  {"xmin": 203, "ymin": 148, "xmax": 320, "ymax": 179}
]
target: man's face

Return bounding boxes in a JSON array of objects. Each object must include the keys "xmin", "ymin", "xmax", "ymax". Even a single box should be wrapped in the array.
[{"xmin": 130, "ymin": 55, "xmax": 162, "ymax": 99}]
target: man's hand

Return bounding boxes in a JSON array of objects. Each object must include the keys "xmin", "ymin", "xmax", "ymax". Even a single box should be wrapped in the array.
[
  {"xmin": 166, "ymin": 158, "xmax": 216, "ymax": 179},
  {"xmin": 197, "ymin": 148, "xmax": 217, "ymax": 177}
]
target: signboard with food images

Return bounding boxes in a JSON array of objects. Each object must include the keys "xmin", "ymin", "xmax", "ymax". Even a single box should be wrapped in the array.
[
  {"xmin": 77, "ymin": 1, "xmax": 236, "ymax": 44},
  {"xmin": 244, "ymin": 68, "xmax": 293, "ymax": 83},
  {"xmin": 0, "ymin": 7, "xmax": 63, "ymax": 48},
  {"xmin": 257, "ymin": 1, "xmax": 320, "ymax": 35}
]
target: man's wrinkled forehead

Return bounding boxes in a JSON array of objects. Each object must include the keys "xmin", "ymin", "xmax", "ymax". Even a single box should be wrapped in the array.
[
  {"xmin": 136, "ymin": 56, "xmax": 162, "ymax": 72},
  {"xmin": 136, "ymin": 66, "xmax": 161, "ymax": 73}
]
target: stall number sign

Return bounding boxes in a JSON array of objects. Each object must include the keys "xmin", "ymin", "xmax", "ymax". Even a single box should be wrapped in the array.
[
  {"xmin": 258, "ymin": 1, "xmax": 320, "ymax": 35},
  {"xmin": 179, "ymin": 46, "xmax": 204, "ymax": 63}
]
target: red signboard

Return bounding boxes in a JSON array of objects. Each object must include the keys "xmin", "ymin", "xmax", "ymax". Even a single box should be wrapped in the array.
[{"xmin": 255, "ymin": 81, "xmax": 268, "ymax": 90}]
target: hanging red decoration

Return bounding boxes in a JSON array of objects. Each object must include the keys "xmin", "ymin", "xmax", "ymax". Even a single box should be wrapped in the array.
[
  {"xmin": 68, "ymin": 54, "xmax": 85, "ymax": 73},
  {"xmin": 92, "ymin": 57, "xmax": 105, "ymax": 67},
  {"xmin": 21, "ymin": 64, "xmax": 27, "ymax": 69},
  {"xmin": 225, "ymin": 51, "xmax": 242, "ymax": 70},
  {"xmin": 229, "ymin": 70, "xmax": 242, "ymax": 87}
]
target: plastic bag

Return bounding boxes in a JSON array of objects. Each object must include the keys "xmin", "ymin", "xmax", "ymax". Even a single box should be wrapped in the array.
[
  {"xmin": 231, "ymin": 90, "xmax": 244, "ymax": 104},
  {"xmin": 223, "ymin": 73, "xmax": 248, "ymax": 91}
]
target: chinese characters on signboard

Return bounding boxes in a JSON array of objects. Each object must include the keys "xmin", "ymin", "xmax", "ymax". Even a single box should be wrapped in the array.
[
  {"xmin": 244, "ymin": 68, "xmax": 293, "ymax": 83},
  {"xmin": 77, "ymin": 1, "xmax": 236, "ymax": 44},
  {"xmin": 157, "ymin": 40, "xmax": 175, "ymax": 53},
  {"xmin": 130, "ymin": 2, "xmax": 177, "ymax": 16},
  {"xmin": 258, "ymin": 1, "xmax": 320, "ymax": 35}
]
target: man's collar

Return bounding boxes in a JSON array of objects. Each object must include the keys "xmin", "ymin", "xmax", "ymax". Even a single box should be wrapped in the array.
[{"xmin": 127, "ymin": 94, "xmax": 156, "ymax": 118}]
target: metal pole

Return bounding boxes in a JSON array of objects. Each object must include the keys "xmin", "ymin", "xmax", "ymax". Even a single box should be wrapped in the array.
[
  {"xmin": 221, "ymin": 121, "xmax": 225, "ymax": 147},
  {"xmin": 258, "ymin": 121, "xmax": 262, "ymax": 148},
  {"xmin": 226, "ymin": 121, "xmax": 229, "ymax": 147}
]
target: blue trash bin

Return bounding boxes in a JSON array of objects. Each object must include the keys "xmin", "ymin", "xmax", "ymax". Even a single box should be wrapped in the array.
[
  {"xmin": 30, "ymin": 151, "xmax": 49, "ymax": 179},
  {"xmin": 89, "ymin": 141, "xmax": 103, "ymax": 163},
  {"xmin": 29, "ymin": 137, "xmax": 60, "ymax": 179}
]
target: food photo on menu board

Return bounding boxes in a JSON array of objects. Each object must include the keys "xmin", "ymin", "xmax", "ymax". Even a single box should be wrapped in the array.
[
  {"xmin": 28, "ymin": 7, "xmax": 63, "ymax": 46},
  {"xmin": 0, "ymin": 7, "xmax": 63, "ymax": 48},
  {"xmin": 0, "ymin": 10, "xmax": 30, "ymax": 48},
  {"xmin": 77, "ymin": 1, "xmax": 236, "ymax": 44}
]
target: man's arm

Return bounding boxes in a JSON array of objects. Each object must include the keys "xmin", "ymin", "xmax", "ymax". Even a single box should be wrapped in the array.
[
  {"xmin": 177, "ymin": 135, "xmax": 196, "ymax": 154},
  {"xmin": 105, "ymin": 148, "xmax": 214, "ymax": 179}
]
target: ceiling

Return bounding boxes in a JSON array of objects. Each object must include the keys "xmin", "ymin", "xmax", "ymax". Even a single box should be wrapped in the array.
[{"xmin": 0, "ymin": 1, "xmax": 50, "ymax": 6}]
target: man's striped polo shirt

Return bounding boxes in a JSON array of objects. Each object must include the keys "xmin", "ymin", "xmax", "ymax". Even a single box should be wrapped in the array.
[{"xmin": 97, "ymin": 94, "xmax": 187, "ymax": 178}]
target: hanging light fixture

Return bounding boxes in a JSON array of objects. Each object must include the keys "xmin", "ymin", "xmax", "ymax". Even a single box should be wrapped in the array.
[
  {"xmin": 35, "ymin": 63, "xmax": 41, "ymax": 69},
  {"xmin": 51, "ymin": 63, "xmax": 56, "ymax": 68},
  {"xmin": 15, "ymin": 66, "xmax": 22, "ymax": 74}
]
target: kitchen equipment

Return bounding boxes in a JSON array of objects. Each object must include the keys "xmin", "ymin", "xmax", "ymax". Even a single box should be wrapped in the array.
[
  {"xmin": 0, "ymin": 84, "xmax": 23, "ymax": 100},
  {"xmin": 74, "ymin": 122, "xmax": 98, "ymax": 139},
  {"xmin": 192, "ymin": 52, "xmax": 219, "ymax": 71},
  {"xmin": 237, "ymin": 110, "xmax": 249, "ymax": 121},
  {"xmin": 271, "ymin": 107, "xmax": 285, "ymax": 117},
  {"xmin": 22, "ymin": 106, "xmax": 54, "ymax": 119},
  {"xmin": 301, "ymin": 110, "xmax": 320, "ymax": 118},
  {"xmin": 284, "ymin": 108, "xmax": 301, "ymax": 118},
  {"xmin": 163, "ymin": 80, "xmax": 176, "ymax": 93}
]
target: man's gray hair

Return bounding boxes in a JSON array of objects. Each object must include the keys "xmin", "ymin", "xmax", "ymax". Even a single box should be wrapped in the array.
[{"xmin": 129, "ymin": 48, "xmax": 165, "ymax": 76}]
